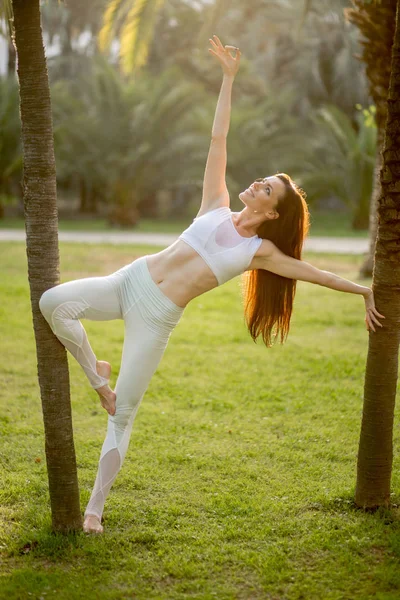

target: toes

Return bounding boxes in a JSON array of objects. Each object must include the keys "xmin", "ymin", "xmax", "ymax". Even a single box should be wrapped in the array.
[
  {"xmin": 83, "ymin": 517, "xmax": 104, "ymax": 534},
  {"xmin": 83, "ymin": 526, "xmax": 103, "ymax": 534}
]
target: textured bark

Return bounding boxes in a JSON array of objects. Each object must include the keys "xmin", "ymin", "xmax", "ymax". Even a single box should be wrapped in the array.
[
  {"xmin": 7, "ymin": 38, "xmax": 16, "ymax": 75},
  {"xmin": 346, "ymin": 1, "xmax": 397, "ymax": 276},
  {"xmin": 12, "ymin": 0, "xmax": 82, "ymax": 532},
  {"xmin": 355, "ymin": 0, "xmax": 400, "ymax": 508},
  {"xmin": 359, "ymin": 132, "xmax": 384, "ymax": 277}
]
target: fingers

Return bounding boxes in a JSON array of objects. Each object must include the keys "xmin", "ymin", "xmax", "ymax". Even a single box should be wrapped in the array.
[
  {"xmin": 224, "ymin": 45, "xmax": 241, "ymax": 59},
  {"xmin": 209, "ymin": 37, "xmax": 219, "ymax": 51},
  {"xmin": 213, "ymin": 34, "xmax": 224, "ymax": 50},
  {"xmin": 372, "ymin": 307, "xmax": 385, "ymax": 319},
  {"xmin": 366, "ymin": 308, "xmax": 385, "ymax": 332},
  {"xmin": 369, "ymin": 311, "xmax": 383, "ymax": 327},
  {"xmin": 364, "ymin": 291, "xmax": 386, "ymax": 332},
  {"xmin": 209, "ymin": 36, "xmax": 241, "ymax": 57},
  {"xmin": 366, "ymin": 290, "xmax": 385, "ymax": 319},
  {"xmin": 365, "ymin": 314, "xmax": 376, "ymax": 333}
]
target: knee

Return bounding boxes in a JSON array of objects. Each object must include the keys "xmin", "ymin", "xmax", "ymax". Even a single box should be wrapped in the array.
[
  {"xmin": 39, "ymin": 287, "xmax": 59, "ymax": 321},
  {"xmin": 111, "ymin": 404, "xmax": 137, "ymax": 434}
]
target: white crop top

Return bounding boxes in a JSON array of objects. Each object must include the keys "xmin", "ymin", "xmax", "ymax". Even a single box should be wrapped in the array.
[{"xmin": 178, "ymin": 206, "xmax": 263, "ymax": 285}]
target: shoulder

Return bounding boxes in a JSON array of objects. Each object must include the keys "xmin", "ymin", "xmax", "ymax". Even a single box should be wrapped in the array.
[
  {"xmin": 247, "ymin": 238, "xmax": 278, "ymax": 270},
  {"xmin": 254, "ymin": 238, "xmax": 277, "ymax": 258},
  {"xmin": 195, "ymin": 198, "xmax": 230, "ymax": 219},
  {"xmin": 196, "ymin": 190, "xmax": 230, "ymax": 219}
]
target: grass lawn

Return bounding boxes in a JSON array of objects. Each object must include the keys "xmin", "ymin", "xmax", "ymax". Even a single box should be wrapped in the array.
[
  {"xmin": 0, "ymin": 209, "xmax": 369, "ymax": 238},
  {"xmin": 0, "ymin": 242, "xmax": 399, "ymax": 600}
]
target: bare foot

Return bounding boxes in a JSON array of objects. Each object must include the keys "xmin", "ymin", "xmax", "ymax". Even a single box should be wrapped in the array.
[
  {"xmin": 95, "ymin": 360, "xmax": 116, "ymax": 416},
  {"xmin": 83, "ymin": 514, "xmax": 104, "ymax": 534}
]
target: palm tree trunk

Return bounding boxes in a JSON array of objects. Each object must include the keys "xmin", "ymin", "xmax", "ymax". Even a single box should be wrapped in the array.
[
  {"xmin": 11, "ymin": 0, "xmax": 81, "ymax": 532},
  {"xmin": 346, "ymin": 0, "xmax": 397, "ymax": 277},
  {"xmin": 355, "ymin": 0, "xmax": 400, "ymax": 508},
  {"xmin": 7, "ymin": 38, "xmax": 16, "ymax": 75},
  {"xmin": 359, "ymin": 141, "xmax": 382, "ymax": 277}
]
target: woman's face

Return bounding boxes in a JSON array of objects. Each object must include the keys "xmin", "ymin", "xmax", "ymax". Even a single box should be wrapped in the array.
[{"xmin": 239, "ymin": 176, "xmax": 285, "ymax": 219}]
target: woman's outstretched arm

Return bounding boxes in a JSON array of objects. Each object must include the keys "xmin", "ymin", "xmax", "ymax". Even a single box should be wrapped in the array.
[
  {"xmin": 260, "ymin": 240, "xmax": 385, "ymax": 332},
  {"xmin": 197, "ymin": 36, "xmax": 241, "ymax": 216}
]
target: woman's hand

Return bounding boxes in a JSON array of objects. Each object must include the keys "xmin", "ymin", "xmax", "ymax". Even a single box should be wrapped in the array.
[
  {"xmin": 208, "ymin": 34, "xmax": 241, "ymax": 78},
  {"xmin": 363, "ymin": 288, "xmax": 385, "ymax": 332}
]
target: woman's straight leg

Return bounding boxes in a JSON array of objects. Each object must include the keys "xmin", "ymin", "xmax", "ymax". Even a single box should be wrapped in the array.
[
  {"xmin": 84, "ymin": 256, "xmax": 185, "ymax": 523},
  {"xmin": 84, "ymin": 308, "xmax": 174, "ymax": 520}
]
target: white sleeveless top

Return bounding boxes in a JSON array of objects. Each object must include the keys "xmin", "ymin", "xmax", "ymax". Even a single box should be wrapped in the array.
[{"xmin": 178, "ymin": 207, "xmax": 263, "ymax": 285}]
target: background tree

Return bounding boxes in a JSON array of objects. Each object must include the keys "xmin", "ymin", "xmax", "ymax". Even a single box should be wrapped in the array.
[
  {"xmin": 355, "ymin": 0, "xmax": 400, "ymax": 508},
  {"xmin": 298, "ymin": 104, "xmax": 376, "ymax": 228},
  {"xmin": 10, "ymin": 0, "xmax": 81, "ymax": 532},
  {"xmin": 96, "ymin": 0, "xmax": 372, "ymax": 224},
  {"xmin": 52, "ymin": 57, "xmax": 209, "ymax": 223},
  {"xmin": 1, "ymin": 0, "xmax": 379, "ymax": 228},
  {"xmin": 0, "ymin": 76, "xmax": 22, "ymax": 218},
  {"xmin": 40, "ymin": 0, "xmax": 109, "ymax": 80}
]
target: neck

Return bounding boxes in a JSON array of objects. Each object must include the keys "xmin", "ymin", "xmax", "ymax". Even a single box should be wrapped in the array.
[{"xmin": 234, "ymin": 206, "xmax": 267, "ymax": 234}]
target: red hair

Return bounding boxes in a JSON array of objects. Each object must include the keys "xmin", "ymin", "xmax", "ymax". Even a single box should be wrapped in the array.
[{"xmin": 241, "ymin": 173, "xmax": 310, "ymax": 347}]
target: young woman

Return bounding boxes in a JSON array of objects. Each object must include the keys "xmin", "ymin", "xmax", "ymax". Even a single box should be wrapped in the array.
[{"xmin": 39, "ymin": 36, "xmax": 384, "ymax": 534}]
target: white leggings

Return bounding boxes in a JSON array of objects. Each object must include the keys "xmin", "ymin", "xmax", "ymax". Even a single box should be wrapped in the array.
[{"xmin": 39, "ymin": 255, "xmax": 184, "ymax": 521}]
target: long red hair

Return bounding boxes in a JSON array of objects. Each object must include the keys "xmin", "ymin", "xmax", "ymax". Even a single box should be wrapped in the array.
[{"xmin": 241, "ymin": 173, "xmax": 310, "ymax": 347}]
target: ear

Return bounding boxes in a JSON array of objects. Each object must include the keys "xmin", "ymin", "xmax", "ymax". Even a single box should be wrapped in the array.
[{"xmin": 265, "ymin": 211, "xmax": 279, "ymax": 220}]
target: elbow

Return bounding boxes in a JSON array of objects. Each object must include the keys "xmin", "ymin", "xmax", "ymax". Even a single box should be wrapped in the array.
[{"xmin": 211, "ymin": 133, "xmax": 227, "ymax": 141}]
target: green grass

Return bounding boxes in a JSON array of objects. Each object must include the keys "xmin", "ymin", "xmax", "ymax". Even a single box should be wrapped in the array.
[
  {"xmin": 1, "ymin": 242, "xmax": 399, "ymax": 600},
  {"xmin": 0, "ymin": 209, "xmax": 369, "ymax": 238}
]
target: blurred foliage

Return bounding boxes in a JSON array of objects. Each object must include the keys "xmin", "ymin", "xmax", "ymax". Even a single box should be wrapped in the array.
[
  {"xmin": 51, "ymin": 56, "xmax": 209, "ymax": 224},
  {"xmin": 226, "ymin": 90, "xmax": 309, "ymax": 207},
  {"xmin": 1, "ymin": 0, "xmax": 380, "ymax": 228},
  {"xmin": 41, "ymin": 0, "xmax": 109, "ymax": 47},
  {"xmin": 0, "ymin": 76, "xmax": 22, "ymax": 217},
  {"xmin": 99, "ymin": 0, "xmax": 166, "ymax": 75},
  {"xmin": 298, "ymin": 104, "xmax": 376, "ymax": 229}
]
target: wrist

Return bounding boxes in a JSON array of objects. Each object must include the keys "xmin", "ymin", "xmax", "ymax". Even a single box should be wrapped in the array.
[
  {"xmin": 362, "ymin": 286, "xmax": 372, "ymax": 299},
  {"xmin": 223, "ymin": 73, "xmax": 235, "ymax": 81}
]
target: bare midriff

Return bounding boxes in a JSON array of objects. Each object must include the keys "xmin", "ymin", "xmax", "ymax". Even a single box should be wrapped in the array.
[{"xmin": 145, "ymin": 239, "xmax": 220, "ymax": 308}]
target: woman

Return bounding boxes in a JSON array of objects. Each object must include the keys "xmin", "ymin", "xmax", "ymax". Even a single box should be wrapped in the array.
[{"xmin": 39, "ymin": 36, "xmax": 384, "ymax": 534}]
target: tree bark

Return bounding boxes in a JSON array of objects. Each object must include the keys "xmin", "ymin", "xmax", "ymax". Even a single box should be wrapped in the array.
[
  {"xmin": 346, "ymin": 0, "xmax": 397, "ymax": 277},
  {"xmin": 359, "ymin": 140, "xmax": 383, "ymax": 277},
  {"xmin": 12, "ymin": 0, "xmax": 82, "ymax": 532},
  {"xmin": 355, "ymin": 0, "xmax": 400, "ymax": 508},
  {"xmin": 7, "ymin": 38, "xmax": 16, "ymax": 75}
]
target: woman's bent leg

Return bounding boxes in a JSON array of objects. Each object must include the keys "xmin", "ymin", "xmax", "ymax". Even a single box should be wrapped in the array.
[
  {"xmin": 84, "ymin": 310, "xmax": 173, "ymax": 520},
  {"xmin": 39, "ymin": 276, "xmax": 122, "ymax": 389}
]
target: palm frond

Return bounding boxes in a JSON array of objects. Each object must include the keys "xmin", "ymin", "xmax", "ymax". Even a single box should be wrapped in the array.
[
  {"xmin": 98, "ymin": 0, "xmax": 125, "ymax": 50},
  {"xmin": 196, "ymin": 0, "xmax": 233, "ymax": 46},
  {"xmin": 119, "ymin": 0, "xmax": 165, "ymax": 74}
]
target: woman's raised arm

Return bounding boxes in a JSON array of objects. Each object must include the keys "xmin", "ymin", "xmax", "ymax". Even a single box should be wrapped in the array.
[{"xmin": 197, "ymin": 36, "xmax": 241, "ymax": 217}]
